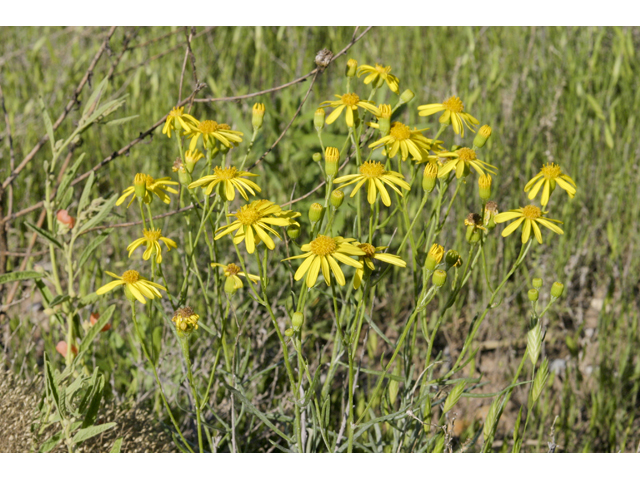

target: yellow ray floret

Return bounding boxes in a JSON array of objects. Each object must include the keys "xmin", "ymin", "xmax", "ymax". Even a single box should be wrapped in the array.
[
  {"xmin": 215, "ymin": 200, "xmax": 300, "ymax": 254},
  {"xmin": 437, "ymin": 147, "xmax": 497, "ymax": 179},
  {"xmin": 494, "ymin": 205, "xmax": 564, "ymax": 244},
  {"xmin": 417, "ymin": 96, "xmax": 479, "ymax": 137},
  {"xmin": 211, "ymin": 262, "xmax": 260, "ymax": 289},
  {"xmin": 116, "ymin": 174, "xmax": 179, "ymax": 208},
  {"xmin": 320, "ymin": 93, "xmax": 380, "ymax": 128},
  {"xmin": 369, "ymin": 122, "xmax": 432, "ymax": 162},
  {"xmin": 188, "ymin": 119, "xmax": 243, "ymax": 151},
  {"xmin": 162, "ymin": 106, "xmax": 198, "ymax": 138},
  {"xmin": 357, "ymin": 63, "xmax": 400, "ymax": 93},
  {"xmin": 127, "ymin": 228, "xmax": 177, "ymax": 264},
  {"xmin": 283, "ymin": 235, "xmax": 366, "ymax": 288},
  {"xmin": 524, "ymin": 162, "xmax": 576, "ymax": 206},
  {"xmin": 189, "ymin": 166, "xmax": 261, "ymax": 201},
  {"xmin": 96, "ymin": 269, "xmax": 166, "ymax": 304},
  {"xmin": 333, "ymin": 160, "xmax": 410, "ymax": 206},
  {"xmin": 351, "ymin": 242, "xmax": 406, "ymax": 289}
]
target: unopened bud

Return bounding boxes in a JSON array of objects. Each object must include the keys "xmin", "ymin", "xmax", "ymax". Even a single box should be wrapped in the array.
[
  {"xmin": 314, "ymin": 108, "xmax": 326, "ymax": 131},
  {"xmin": 425, "ymin": 243, "xmax": 445, "ymax": 271},
  {"xmin": 184, "ymin": 149, "xmax": 204, "ymax": 174},
  {"xmin": 287, "ymin": 224, "xmax": 301, "ymax": 239},
  {"xmin": 551, "ymin": 282, "xmax": 564, "ymax": 299},
  {"xmin": 399, "ymin": 89, "xmax": 415, "ymax": 105},
  {"xmin": 478, "ymin": 174, "xmax": 492, "ymax": 200},
  {"xmin": 252, "ymin": 103, "xmax": 265, "ymax": 130},
  {"xmin": 224, "ymin": 276, "xmax": 238, "ymax": 296},
  {"xmin": 56, "ymin": 209, "xmax": 76, "ymax": 229},
  {"xmin": 528, "ymin": 289, "xmax": 539, "ymax": 302},
  {"xmin": 292, "ymin": 312, "xmax": 304, "ymax": 330},
  {"xmin": 325, "ymin": 146, "xmax": 340, "ymax": 177},
  {"xmin": 134, "ymin": 173, "xmax": 147, "ymax": 199},
  {"xmin": 285, "ymin": 328, "xmax": 294, "ymax": 337},
  {"xmin": 445, "ymin": 250, "xmax": 462, "ymax": 269},
  {"xmin": 465, "ymin": 213, "xmax": 484, "ymax": 244},
  {"xmin": 330, "ymin": 189, "xmax": 344, "ymax": 209},
  {"xmin": 312, "ymin": 152, "xmax": 322, "ymax": 162},
  {"xmin": 377, "ymin": 105, "xmax": 392, "ymax": 136},
  {"xmin": 345, "ymin": 58, "xmax": 358, "ymax": 77},
  {"xmin": 432, "ymin": 270, "xmax": 447, "ymax": 287},
  {"xmin": 309, "ymin": 203, "xmax": 324, "ymax": 224},
  {"xmin": 532, "ymin": 278, "xmax": 543, "ymax": 289},
  {"xmin": 422, "ymin": 163, "xmax": 438, "ymax": 193},
  {"xmin": 473, "ymin": 125, "xmax": 492, "ymax": 149}
]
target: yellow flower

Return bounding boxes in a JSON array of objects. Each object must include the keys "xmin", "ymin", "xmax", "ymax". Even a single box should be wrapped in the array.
[
  {"xmin": 437, "ymin": 147, "xmax": 497, "ymax": 179},
  {"xmin": 184, "ymin": 148, "xmax": 204, "ymax": 172},
  {"xmin": 188, "ymin": 166, "xmax": 261, "ymax": 201},
  {"xmin": 368, "ymin": 122, "xmax": 432, "ymax": 161},
  {"xmin": 162, "ymin": 106, "xmax": 197, "ymax": 138},
  {"xmin": 127, "ymin": 228, "xmax": 177, "ymax": 264},
  {"xmin": 333, "ymin": 160, "xmax": 410, "ymax": 206},
  {"xmin": 96, "ymin": 269, "xmax": 166, "ymax": 304},
  {"xmin": 171, "ymin": 307, "xmax": 199, "ymax": 334},
  {"xmin": 283, "ymin": 235, "xmax": 365, "ymax": 288},
  {"xmin": 418, "ymin": 96, "xmax": 479, "ymax": 137},
  {"xmin": 188, "ymin": 119, "xmax": 243, "ymax": 151},
  {"xmin": 494, "ymin": 205, "xmax": 564, "ymax": 244},
  {"xmin": 357, "ymin": 63, "xmax": 400, "ymax": 93},
  {"xmin": 524, "ymin": 162, "xmax": 576, "ymax": 206},
  {"xmin": 211, "ymin": 262, "xmax": 260, "ymax": 289},
  {"xmin": 214, "ymin": 200, "xmax": 300, "ymax": 254},
  {"xmin": 320, "ymin": 93, "xmax": 380, "ymax": 128},
  {"xmin": 351, "ymin": 242, "xmax": 406, "ymax": 289},
  {"xmin": 116, "ymin": 174, "xmax": 179, "ymax": 208}
]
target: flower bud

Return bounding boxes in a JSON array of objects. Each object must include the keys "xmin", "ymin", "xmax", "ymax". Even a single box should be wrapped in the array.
[
  {"xmin": 56, "ymin": 209, "xmax": 76, "ymax": 229},
  {"xmin": 292, "ymin": 312, "xmax": 304, "ymax": 331},
  {"xmin": 314, "ymin": 108, "xmax": 326, "ymax": 131},
  {"xmin": 285, "ymin": 328, "xmax": 294, "ymax": 337},
  {"xmin": 224, "ymin": 276, "xmax": 238, "ymax": 296},
  {"xmin": 330, "ymin": 189, "xmax": 344, "ymax": 209},
  {"xmin": 528, "ymin": 289, "xmax": 539, "ymax": 302},
  {"xmin": 483, "ymin": 201, "xmax": 498, "ymax": 230},
  {"xmin": 287, "ymin": 224, "xmax": 301, "ymax": 239},
  {"xmin": 184, "ymin": 149, "xmax": 204, "ymax": 174},
  {"xmin": 445, "ymin": 250, "xmax": 462, "ymax": 269},
  {"xmin": 473, "ymin": 125, "xmax": 492, "ymax": 149},
  {"xmin": 309, "ymin": 203, "xmax": 324, "ymax": 224},
  {"xmin": 432, "ymin": 269, "xmax": 447, "ymax": 287},
  {"xmin": 325, "ymin": 146, "xmax": 340, "ymax": 177},
  {"xmin": 425, "ymin": 243, "xmax": 445, "ymax": 271},
  {"xmin": 377, "ymin": 105, "xmax": 392, "ymax": 136},
  {"xmin": 55, "ymin": 341, "xmax": 77, "ymax": 358},
  {"xmin": 252, "ymin": 103, "xmax": 265, "ymax": 130},
  {"xmin": 312, "ymin": 152, "xmax": 322, "ymax": 163},
  {"xmin": 478, "ymin": 174, "xmax": 492, "ymax": 200},
  {"xmin": 464, "ymin": 213, "xmax": 484, "ymax": 244},
  {"xmin": 134, "ymin": 173, "xmax": 147, "ymax": 199},
  {"xmin": 422, "ymin": 163, "xmax": 438, "ymax": 193},
  {"xmin": 399, "ymin": 89, "xmax": 415, "ymax": 105},
  {"xmin": 532, "ymin": 278, "xmax": 543, "ymax": 290},
  {"xmin": 345, "ymin": 58, "xmax": 358, "ymax": 77},
  {"xmin": 551, "ymin": 281, "xmax": 564, "ymax": 299}
]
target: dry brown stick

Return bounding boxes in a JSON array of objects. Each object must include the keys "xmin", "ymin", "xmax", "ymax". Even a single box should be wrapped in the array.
[
  {"xmin": 127, "ymin": 28, "xmax": 182, "ymax": 52},
  {"xmin": 105, "ymin": 27, "xmax": 139, "ymax": 81},
  {"xmin": 2, "ymin": 26, "xmax": 118, "ymax": 191},
  {"xmin": 194, "ymin": 26, "xmax": 374, "ymax": 104},
  {"xmin": 0, "ymin": 250, "xmax": 47, "ymax": 257}
]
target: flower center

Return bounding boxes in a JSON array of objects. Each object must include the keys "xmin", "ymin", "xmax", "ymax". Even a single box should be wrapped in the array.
[
  {"xmin": 143, "ymin": 228, "xmax": 162, "ymax": 241},
  {"xmin": 442, "ymin": 96, "xmax": 464, "ymax": 113},
  {"xmin": 236, "ymin": 205, "xmax": 262, "ymax": 225},
  {"xmin": 214, "ymin": 166, "xmax": 239, "ymax": 180},
  {"xmin": 224, "ymin": 263, "xmax": 241, "ymax": 276},
  {"xmin": 310, "ymin": 235, "xmax": 337, "ymax": 256},
  {"xmin": 341, "ymin": 93, "xmax": 360, "ymax": 106},
  {"xmin": 358, "ymin": 243, "xmax": 376, "ymax": 256},
  {"xmin": 375, "ymin": 63, "xmax": 390, "ymax": 74},
  {"xmin": 199, "ymin": 120, "xmax": 220, "ymax": 134},
  {"xmin": 540, "ymin": 162, "xmax": 562, "ymax": 180},
  {"xmin": 456, "ymin": 147, "xmax": 476, "ymax": 163},
  {"xmin": 359, "ymin": 160, "xmax": 385, "ymax": 179},
  {"xmin": 522, "ymin": 205, "xmax": 542, "ymax": 220},
  {"xmin": 389, "ymin": 122, "xmax": 411, "ymax": 140},
  {"xmin": 145, "ymin": 175, "xmax": 156, "ymax": 188},
  {"xmin": 122, "ymin": 270, "xmax": 140, "ymax": 284}
]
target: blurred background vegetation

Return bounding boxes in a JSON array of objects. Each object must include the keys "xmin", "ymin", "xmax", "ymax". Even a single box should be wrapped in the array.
[{"xmin": 1, "ymin": 26, "xmax": 639, "ymax": 452}]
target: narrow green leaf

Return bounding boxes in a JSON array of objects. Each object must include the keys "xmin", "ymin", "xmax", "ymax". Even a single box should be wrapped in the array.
[
  {"xmin": 110, "ymin": 437, "xmax": 123, "ymax": 453},
  {"xmin": 49, "ymin": 294, "xmax": 70, "ymax": 308},
  {"xmin": 77, "ymin": 230, "xmax": 111, "ymax": 270},
  {"xmin": 443, "ymin": 380, "xmax": 466, "ymax": 414},
  {"xmin": 77, "ymin": 171, "xmax": 95, "ymax": 215},
  {"xmin": 39, "ymin": 430, "xmax": 64, "ymax": 453},
  {"xmin": 44, "ymin": 353, "xmax": 61, "ymax": 413},
  {"xmin": 0, "ymin": 270, "xmax": 44, "ymax": 285},
  {"xmin": 77, "ymin": 194, "xmax": 118, "ymax": 235},
  {"xmin": 82, "ymin": 77, "xmax": 109, "ymax": 119},
  {"xmin": 39, "ymin": 96, "xmax": 56, "ymax": 155},
  {"xmin": 25, "ymin": 221, "xmax": 63, "ymax": 249},
  {"xmin": 80, "ymin": 375, "xmax": 105, "ymax": 428},
  {"xmin": 55, "ymin": 153, "xmax": 85, "ymax": 205},
  {"xmin": 105, "ymin": 114, "xmax": 139, "ymax": 127},
  {"xmin": 73, "ymin": 422, "xmax": 116, "ymax": 444},
  {"xmin": 73, "ymin": 305, "xmax": 115, "ymax": 366}
]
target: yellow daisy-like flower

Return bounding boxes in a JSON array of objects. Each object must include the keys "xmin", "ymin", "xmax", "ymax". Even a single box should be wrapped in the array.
[
  {"xmin": 188, "ymin": 119, "xmax": 243, "ymax": 151},
  {"xmin": 437, "ymin": 147, "xmax": 497, "ymax": 179},
  {"xmin": 188, "ymin": 166, "xmax": 261, "ymax": 201},
  {"xmin": 283, "ymin": 235, "xmax": 365, "ymax": 288},
  {"xmin": 320, "ymin": 93, "xmax": 380, "ymax": 128},
  {"xmin": 357, "ymin": 63, "xmax": 400, "ymax": 93},
  {"xmin": 162, "ymin": 106, "xmax": 198, "ymax": 138},
  {"xmin": 351, "ymin": 242, "xmax": 406, "ymax": 289},
  {"xmin": 96, "ymin": 269, "xmax": 166, "ymax": 304},
  {"xmin": 368, "ymin": 122, "xmax": 432, "ymax": 161},
  {"xmin": 211, "ymin": 262, "xmax": 260, "ymax": 289},
  {"xmin": 418, "ymin": 96, "xmax": 479, "ymax": 137},
  {"xmin": 524, "ymin": 162, "xmax": 577, "ymax": 206},
  {"xmin": 171, "ymin": 307, "xmax": 199, "ymax": 334},
  {"xmin": 494, "ymin": 205, "xmax": 564, "ymax": 244},
  {"xmin": 116, "ymin": 174, "xmax": 179, "ymax": 208},
  {"xmin": 214, "ymin": 200, "xmax": 300, "ymax": 254},
  {"xmin": 333, "ymin": 160, "xmax": 410, "ymax": 206},
  {"xmin": 127, "ymin": 228, "xmax": 177, "ymax": 264}
]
